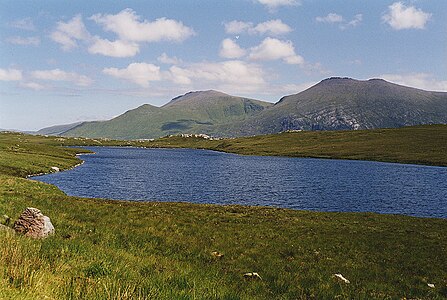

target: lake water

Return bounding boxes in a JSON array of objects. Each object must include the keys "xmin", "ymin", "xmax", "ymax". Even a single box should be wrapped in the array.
[{"xmin": 34, "ymin": 147, "xmax": 447, "ymax": 218}]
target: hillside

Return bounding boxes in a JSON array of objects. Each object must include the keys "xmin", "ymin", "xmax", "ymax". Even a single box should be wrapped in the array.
[
  {"xmin": 63, "ymin": 90, "xmax": 272, "ymax": 140},
  {"xmin": 224, "ymin": 78, "xmax": 447, "ymax": 136},
  {"xmin": 35, "ymin": 122, "xmax": 84, "ymax": 136}
]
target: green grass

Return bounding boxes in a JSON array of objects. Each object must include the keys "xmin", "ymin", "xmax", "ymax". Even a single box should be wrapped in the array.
[
  {"xmin": 144, "ymin": 125, "xmax": 447, "ymax": 167},
  {"xmin": 0, "ymin": 128, "xmax": 446, "ymax": 299}
]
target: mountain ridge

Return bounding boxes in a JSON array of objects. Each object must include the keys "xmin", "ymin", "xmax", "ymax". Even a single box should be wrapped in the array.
[
  {"xmin": 228, "ymin": 77, "xmax": 447, "ymax": 135},
  {"xmin": 38, "ymin": 77, "xmax": 447, "ymax": 139},
  {"xmin": 62, "ymin": 90, "xmax": 272, "ymax": 139}
]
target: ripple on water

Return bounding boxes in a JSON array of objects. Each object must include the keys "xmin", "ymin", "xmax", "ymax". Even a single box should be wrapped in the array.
[{"xmin": 34, "ymin": 147, "xmax": 447, "ymax": 218}]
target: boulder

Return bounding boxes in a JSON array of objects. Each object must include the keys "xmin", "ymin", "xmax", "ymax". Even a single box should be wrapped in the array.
[{"xmin": 13, "ymin": 207, "xmax": 55, "ymax": 239}]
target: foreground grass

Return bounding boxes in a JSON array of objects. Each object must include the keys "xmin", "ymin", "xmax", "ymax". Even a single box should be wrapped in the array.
[{"xmin": 0, "ymin": 128, "xmax": 446, "ymax": 299}]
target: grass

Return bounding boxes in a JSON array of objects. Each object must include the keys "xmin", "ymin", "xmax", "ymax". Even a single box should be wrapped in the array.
[
  {"xmin": 143, "ymin": 125, "xmax": 447, "ymax": 167},
  {"xmin": 38, "ymin": 124, "xmax": 447, "ymax": 167},
  {"xmin": 0, "ymin": 127, "xmax": 446, "ymax": 299}
]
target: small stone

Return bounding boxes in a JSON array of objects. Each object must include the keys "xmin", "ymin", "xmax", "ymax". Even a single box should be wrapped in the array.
[
  {"xmin": 211, "ymin": 251, "xmax": 224, "ymax": 258},
  {"xmin": 334, "ymin": 273, "xmax": 350, "ymax": 284},
  {"xmin": 243, "ymin": 272, "xmax": 262, "ymax": 280},
  {"xmin": 13, "ymin": 207, "xmax": 55, "ymax": 239},
  {"xmin": 427, "ymin": 283, "xmax": 435, "ymax": 288},
  {"xmin": 51, "ymin": 166, "xmax": 60, "ymax": 172}
]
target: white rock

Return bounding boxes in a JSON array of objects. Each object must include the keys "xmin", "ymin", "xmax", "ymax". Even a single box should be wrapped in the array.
[
  {"xmin": 51, "ymin": 166, "xmax": 60, "ymax": 172},
  {"xmin": 13, "ymin": 207, "xmax": 55, "ymax": 239},
  {"xmin": 334, "ymin": 273, "xmax": 350, "ymax": 284},
  {"xmin": 243, "ymin": 272, "xmax": 262, "ymax": 280},
  {"xmin": 428, "ymin": 283, "xmax": 435, "ymax": 288}
]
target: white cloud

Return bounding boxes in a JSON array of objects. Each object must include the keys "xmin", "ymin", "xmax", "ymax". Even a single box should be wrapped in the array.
[
  {"xmin": 0, "ymin": 68, "xmax": 23, "ymax": 81},
  {"xmin": 158, "ymin": 53, "xmax": 182, "ymax": 65},
  {"xmin": 255, "ymin": 0, "xmax": 299, "ymax": 10},
  {"xmin": 90, "ymin": 9, "xmax": 195, "ymax": 43},
  {"xmin": 9, "ymin": 18, "xmax": 35, "ymax": 31},
  {"xmin": 168, "ymin": 66, "xmax": 193, "ymax": 85},
  {"xmin": 88, "ymin": 37, "xmax": 139, "ymax": 57},
  {"xmin": 249, "ymin": 37, "xmax": 304, "ymax": 65},
  {"xmin": 50, "ymin": 15, "xmax": 90, "ymax": 50},
  {"xmin": 316, "ymin": 13, "xmax": 362, "ymax": 29},
  {"xmin": 224, "ymin": 19, "xmax": 291, "ymax": 35},
  {"xmin": 382, "ymin": 2, "xmax": 431, "ymax": 30},
  {"xmin": 49, "ymin": 10, "xmax": 193, "ymax": 56},
  {"xmin": 316, "ymin": 13, "xmax": 344, "ymax": 24},
  {"xmin": 31, "ymin": 69, "xmax": 93, "ymax": 86},
  {"xmin": 219, "ymin": 38, "xmax": 246, "ymax": 59},
  {"xmin": 103, "ymin": 63, "xmax": 161, "ymax": 88},
  {"xmin": 20, "ymin": 81, "xmax": 46, "ymax": 91},
  {"xmin": 253, "ymin": 19, "xmax": 292, "ymax": 35},
  {"xmin": 347, "ymin": 14, "xmax": 363, "ymax": 27},
  {"xmin": 165, "ymin": 60, "xmax": 266, "ymax": 92},
  {"xmin": 6, "ymin": 36, "xmax": 40, "ymax": 46},
  {"xmin": 224, "ymin": 21, "xmax": 253, "ymax": 34},
  {"xmin": 380, "ymin": 73, "xmax": 447, "ymax": 92}
]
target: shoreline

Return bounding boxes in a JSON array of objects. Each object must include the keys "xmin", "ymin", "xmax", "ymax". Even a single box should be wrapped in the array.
[
  {"xmin": 28, "ymin": 146, "xmax": 447, "ymax": 220},
  {"xmin": 75, "ymin": 144, "xmax": 447, "ymax": 168}
]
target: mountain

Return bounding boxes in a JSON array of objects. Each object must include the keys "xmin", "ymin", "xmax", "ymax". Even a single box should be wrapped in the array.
[
  {"xmin": 221, "ymin": 77, "xmax": 447, "ymax": 136},
  {"xmin": 36, "ymin": 122, "xmax": 84, "ymax": 136},
  {"xmin": 57, "ymin": 78, "xmax": 447, "ymax": 139},
  {"xmin": 63, "ymin": 90, "xmax": 272, "ymax": 139}
]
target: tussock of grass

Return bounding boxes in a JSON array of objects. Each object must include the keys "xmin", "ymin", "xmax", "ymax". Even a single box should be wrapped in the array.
[{"xmin": 0, "ymin": 128, "xmax": 446, "ymax": 299}]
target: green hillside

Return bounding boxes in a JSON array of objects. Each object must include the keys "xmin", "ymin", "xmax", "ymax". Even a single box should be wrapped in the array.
[
  {"xmin": 35, "ymin": 122, "xmax": 84, "ymax": 136},
  {"xmin": 63, "ymin": 90, "xmax": 272, "ymax": 140}
]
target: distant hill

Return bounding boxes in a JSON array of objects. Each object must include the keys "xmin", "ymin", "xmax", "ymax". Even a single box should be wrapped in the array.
[
  {"xmin": 36, "ymin": 122, "xmax": 84, "ymax": 136},
  {"xmin": 53, "ymin": 78, "xmax": 447, "ymax": 139},
  {"xmin": 63, "ymin": 90, "xmax": 272, "ymax": 139},
  {"xmin": 222, "ymin": 77, "xmax": 447, "ymax": 136}
]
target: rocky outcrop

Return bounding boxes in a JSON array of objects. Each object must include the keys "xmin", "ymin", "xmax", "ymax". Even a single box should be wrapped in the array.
[{"xmin": 13, "ymin": 207, "xmax": 55, "ymax": 239}]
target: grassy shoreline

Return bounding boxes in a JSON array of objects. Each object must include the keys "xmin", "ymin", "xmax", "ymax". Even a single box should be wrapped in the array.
[
  {"xmin": 0, "ymin": 127, "xmax": 446, "ymax": 299},
  {"xmin": 36, "ymin": 124, "xmax": 447, "ymax": 167}
]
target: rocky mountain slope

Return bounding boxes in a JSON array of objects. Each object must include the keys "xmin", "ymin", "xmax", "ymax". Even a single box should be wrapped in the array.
[{"xmin": 222, "ymin": 77, "xmax": 447, "ymax": 136}]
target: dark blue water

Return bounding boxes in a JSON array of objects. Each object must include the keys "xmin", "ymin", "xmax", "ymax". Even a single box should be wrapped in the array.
[{"xmin": 34, "ymin": 147, "xmax": 447, "ymax": 218}]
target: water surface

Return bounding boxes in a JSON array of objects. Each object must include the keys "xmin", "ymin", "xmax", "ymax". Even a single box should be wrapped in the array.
[{"xmin": 34, "ymin": 147, "xmax": 447, "ymax": 218}]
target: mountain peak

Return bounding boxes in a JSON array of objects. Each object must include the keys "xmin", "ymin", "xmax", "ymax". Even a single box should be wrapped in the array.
[
  {"xmin": 164, "ymin": 90, "xmax": 231, "ymax": 107},
  {"xmin": 170, "ymin": 90, "xmax": 226, "ymax": 101},
  {"xmin": 319, "ymin": 77, "xmax": 391, "ymax": 85},
  {"xmin": 322, "ymin": 76, "xmax": 354, "ymax": 81},
  {"xmin": 320, "ymin": 77, "xmax": 356, "ymax": 84}
]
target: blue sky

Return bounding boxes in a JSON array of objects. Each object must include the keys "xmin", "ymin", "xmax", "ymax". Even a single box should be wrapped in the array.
[{"xmin": 1, "ymin": 0, "xmax": 446, "ymax": 130}]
